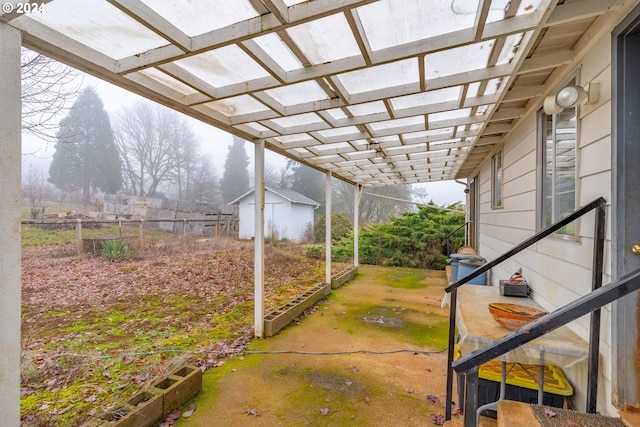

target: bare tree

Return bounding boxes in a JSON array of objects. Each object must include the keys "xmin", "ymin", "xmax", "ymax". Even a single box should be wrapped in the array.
[
  {"xmin": 114, "ymin": 102, "xmax": 201, "ymax": 198},
  {"xmin": 166, "ymin": 121, "xmax": 199, "ymax": 200},
  {"xmin": 332, "ymin": 180, "xmax": 425, "ymax": 225},
  {"xmin": 22, "ymin": 166, "xmax": 52, "ymax": 219},
  {"xmin": 187, "ymin": 158, "xmax": 222, "ymax": 204},
  {"xmin": 21, "ymin": 48, "xmax": 82, "ymax": 142}
]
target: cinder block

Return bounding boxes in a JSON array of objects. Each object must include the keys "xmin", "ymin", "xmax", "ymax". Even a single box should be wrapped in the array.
[
  {"xmin": 264, "ymin": 282, "xmax": 331, "ymax": 336},
  {"xmin": 126, "ymin": 390, "xmax": 163, "ymax": 427},
  {"xmin": 150, "ymin": 367, "xmax": 202, "ymax": 417},
  {"xmin": 170, "ymin": 365, "xmax": 202, "ymax": 405},
  {"xmin": 98, "ymin": 406, "xmax": 135, "ymax": 427},
  {"xmin": 331, "ymin": 266, "xmax": 358, "ymax": 289}
]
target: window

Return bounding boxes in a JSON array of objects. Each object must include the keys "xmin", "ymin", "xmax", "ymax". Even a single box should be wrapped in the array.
[
  {"xmin": 492, "ymin": 150, "xmax": 503, "ymax": 208},
  {"xmin": 540, "ymin": 101, "xmax": 577, "ymax": 237}
]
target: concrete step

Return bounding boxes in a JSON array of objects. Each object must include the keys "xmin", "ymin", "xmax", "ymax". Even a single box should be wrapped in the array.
[
  {"xmin": 496, "ymin": 400, "xmax": 625, "ymax": 427},
  {"xmin": 618, "ymin": 409, "xmax": 640, "ymax": 427},
  {"xmin": 443, "ymin": 415, "xmax": 497, "ymax": 427}
]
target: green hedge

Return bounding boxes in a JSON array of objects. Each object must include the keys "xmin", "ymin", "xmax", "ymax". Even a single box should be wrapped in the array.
[{"xmin": 332, "ymin": 205, "xmax": 465, "ymax": 270}]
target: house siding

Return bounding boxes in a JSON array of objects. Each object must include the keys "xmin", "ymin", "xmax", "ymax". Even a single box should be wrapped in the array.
[{"xmin": 474, "ymin": 17, "xmax": 620, "ymax": 415}]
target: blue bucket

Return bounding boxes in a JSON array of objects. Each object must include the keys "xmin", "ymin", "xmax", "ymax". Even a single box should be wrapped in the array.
[
  {"xmin": 458, "ymin": 258, "xmax": 486, "ymax": 285},
  {"xmin": 448, "ymin": 254, "xmax": 485, "ymax": 283}
]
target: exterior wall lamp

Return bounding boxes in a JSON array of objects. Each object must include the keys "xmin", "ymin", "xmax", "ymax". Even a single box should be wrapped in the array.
[{"xmin": 543, "ymin": 83, "xmax": 600, "ymax": 115}]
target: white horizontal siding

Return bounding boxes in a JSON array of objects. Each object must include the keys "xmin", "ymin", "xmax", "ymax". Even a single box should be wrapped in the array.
[{"xmin": 473, "ymin": 20, "xmax": 620, "ymax": 414}]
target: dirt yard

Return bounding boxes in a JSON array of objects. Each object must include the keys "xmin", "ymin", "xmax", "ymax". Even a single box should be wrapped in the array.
[
  {"xmin": 20, "ymin": 238, "xmax": 347, "ymax": 426},
  {"xmin": 20, "ymin": 238, "xmax": 455, "ymax": 427}
]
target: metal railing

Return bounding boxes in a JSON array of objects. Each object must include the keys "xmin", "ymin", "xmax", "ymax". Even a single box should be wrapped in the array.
[
  {"xmin": 444, "ymin": 197, "xmax": 611, "ymax": 426},
  {"xmin": 445, "ymin": 221, "xmax": 470, "ymax": 250}
]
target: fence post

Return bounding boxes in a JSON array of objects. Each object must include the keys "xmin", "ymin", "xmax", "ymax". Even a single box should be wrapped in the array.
[
  {"xmin": 76, "ymin": 218, "xmax": 82, "ymax": 253},
  {"xmin": 139, "ymin": 219, "xmax": 144, "ymax": 245},
  {"xmin": 183, "ymin": 219, "xmax": 187, "ymax": 239},
  {"xmin": 118, "ymin": 220, "xmax": 122, "ymax": 238}
]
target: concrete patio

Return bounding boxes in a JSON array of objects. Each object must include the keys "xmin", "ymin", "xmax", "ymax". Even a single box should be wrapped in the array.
[{"xmin": 177, "ymin": 264, "xmax": 455, "ymax": 427}]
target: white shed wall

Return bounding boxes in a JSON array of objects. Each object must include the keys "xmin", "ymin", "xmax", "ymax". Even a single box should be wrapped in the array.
[
  {"xmin": 474, "ymin": 25, "xmax": 616, "ymax": 416},
  {"xmin": 237, "ymin": 190, "xmax": 315, "ymax": 242}
]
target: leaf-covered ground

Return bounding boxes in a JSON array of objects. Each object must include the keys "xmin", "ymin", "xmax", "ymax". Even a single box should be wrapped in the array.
[{"xmin": 20, "ymin": 238, "xmax": 347, "ymax": 426}]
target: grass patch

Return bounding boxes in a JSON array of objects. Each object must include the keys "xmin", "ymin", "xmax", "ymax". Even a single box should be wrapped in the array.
[
  {"xmin": 384, "ymin": 269, "xmax": 427, "ymax": 289},
  {"xmin": 337, "ymin": 304, "xmax": 448, "ymax": 349},
  {"xmin": 21, "ymin": 227, "xmax": 77, "ymax": 247}
]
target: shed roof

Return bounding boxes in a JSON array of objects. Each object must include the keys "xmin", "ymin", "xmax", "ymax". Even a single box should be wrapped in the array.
[
  {"xmin": 2, "ymin": 0, "xmax": 618, "ymax": 186},
  {"xmin": 230, "ymin": 186, "xmax": 320, "ymax": 207}
]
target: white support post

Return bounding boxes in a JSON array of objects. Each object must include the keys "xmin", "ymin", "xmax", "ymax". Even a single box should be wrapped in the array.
[
  {"xmin": 354, "ymin": 184, "xmax": 363, "ymax": 267},
  {"xmin": 254, "ymin": 140, "xmax": 265, "ymax": 338},
  {"xmin": 0, "ymin": 21, "xmax": 22, "ymax": 427},
  {"xmin": 325, "ymin": 171, "xmax": 332, "ymax": 284}
]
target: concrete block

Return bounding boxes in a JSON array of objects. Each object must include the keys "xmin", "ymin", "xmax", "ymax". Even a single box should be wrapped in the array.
[
  {"xmin": 331, "ymin": 266, "xmax": 358, "ymax": 289},
  {"xmin": 264, "ymin": 282, "xmax": 331, "ymax": 336},
  {"xmin": 126, "ymin": 390, "xmax": 163, "ymax": 427},
  {"xmin": 150, "ymin": 367, "xmax": 202, "ymax": 417}
]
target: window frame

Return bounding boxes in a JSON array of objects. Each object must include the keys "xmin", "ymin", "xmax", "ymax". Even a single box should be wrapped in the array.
[
  {"xmin": 538, "ymin": 87, "xmax": 580, "ymax": 239},
  {"xmin": 491, "ymin": 149, "xmax": 503, "ymax": 209}
]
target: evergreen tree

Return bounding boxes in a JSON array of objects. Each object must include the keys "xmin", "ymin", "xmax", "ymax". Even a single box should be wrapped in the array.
[
  {"xmin": 287, "ymin": 160, "xmax": 326, "ymax": 216},
  {"xmin": 48, "ymin": 88, "xmax": 122, "ymax": 206},
  {"xmin": 220, "ymin": 136, "xmax": 250, "ymax": 202}
]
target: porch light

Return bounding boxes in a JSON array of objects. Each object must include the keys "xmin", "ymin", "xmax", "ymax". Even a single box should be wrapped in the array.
[{"xmin": 543, "ymin": 83, "xmax": 599, "ymax": 115}]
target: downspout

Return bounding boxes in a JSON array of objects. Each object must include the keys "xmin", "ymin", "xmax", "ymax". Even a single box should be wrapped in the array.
[{"xmin": 455, "ymin": 179, "xmax": 471, "ymax": 247}]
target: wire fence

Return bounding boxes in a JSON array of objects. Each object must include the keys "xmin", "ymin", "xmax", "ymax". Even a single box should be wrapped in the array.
[{"xmin": 22, "ymin": 216, "xmax": 240, "ymax": 256}]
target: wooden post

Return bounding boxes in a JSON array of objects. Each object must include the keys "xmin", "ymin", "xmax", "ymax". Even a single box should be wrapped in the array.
[
  {"xmin": 139, "ymin": 219, "xmax": 144, "ymax": 244},
  {"xmin": 76, "ymin": 218, "xmax": 82, "ymax": 252}
]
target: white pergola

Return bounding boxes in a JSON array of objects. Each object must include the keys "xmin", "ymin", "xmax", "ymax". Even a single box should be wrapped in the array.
[{"xmin": 0, "ymin": 0, "xmax": 617, "ymax": 424}]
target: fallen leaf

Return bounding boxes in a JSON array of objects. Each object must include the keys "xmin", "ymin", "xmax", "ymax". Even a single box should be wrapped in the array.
[
  {"xmin": 426, "ymin": 394, "xmax": 440, "ymax": 403},
  {"xmin": 430, "ymin": 414, "xmax": 445, "ymax": 425},
  {"xmin": 182, "ymin": 404, "xmax": 196, "ymax": 418},
  {"xmin": 167, "ymin": 408, "xmax": 181, "ymax": 420},
  {"xmin": 57, "ymin": 405, "xmax": 73, "ymax": 415}
]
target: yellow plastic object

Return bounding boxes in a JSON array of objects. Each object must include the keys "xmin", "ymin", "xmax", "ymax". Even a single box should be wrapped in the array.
[
  {"xmin": 453, "ymin": 345, "xmax": 573, "ymax": 396},
  {"xmin": 478, "ymin": 360, "xmax": 573, "ymax": 396}
]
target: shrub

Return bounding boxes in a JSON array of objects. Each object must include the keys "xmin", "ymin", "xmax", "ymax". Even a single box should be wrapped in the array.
[
  {"xmin": 100, "ymin": 239, "xmax": 133, "ymax": 261},
  {"xmin": 314, "ymin": 213, "xmax": 352, "ymax": 243},
  {"xmin": 332, "ymin": 205, "xmax": 465, "ymax": 269},
  {"xmin": 305, "ymin": 245, "xmax": 325, "ymax": 259}
]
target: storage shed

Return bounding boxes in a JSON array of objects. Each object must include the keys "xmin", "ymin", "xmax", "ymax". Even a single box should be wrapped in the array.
[{"xmin": 230, "ymin": 187, "xmax": 319, "ymax": 242}]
